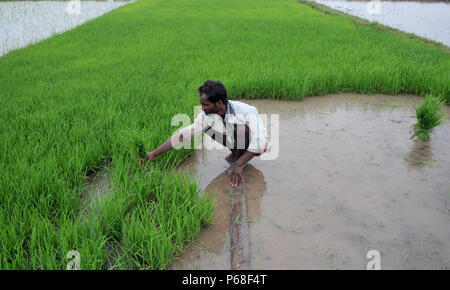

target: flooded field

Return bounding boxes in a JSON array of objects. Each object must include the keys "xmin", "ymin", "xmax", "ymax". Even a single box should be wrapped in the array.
[
  {"xmin": 171, "ymin": 94, "xmax": 450, "ymax": 270},
  {"xmin": 0, "ymin": 0, "xmax": 135, "ymax": 57},
  {"xmin": 314, "ymin": 0, "xmax": 450, "ymax": 47}
]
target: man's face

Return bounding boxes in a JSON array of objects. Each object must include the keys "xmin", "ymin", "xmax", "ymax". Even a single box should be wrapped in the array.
[{"xmin": 200, "ymin": 93, "xmax": 218, "ymax": 115}]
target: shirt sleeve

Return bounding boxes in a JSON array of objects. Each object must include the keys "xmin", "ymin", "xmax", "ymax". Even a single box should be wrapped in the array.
[
  {"xmin": 177, "ymin": 111, "xmax": 207, "ymax": 142},
  {"xmin": 246, "ymin": 107, "xmax": 269, "ymax": 154}
]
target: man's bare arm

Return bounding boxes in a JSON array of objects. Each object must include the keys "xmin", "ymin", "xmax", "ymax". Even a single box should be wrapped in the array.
[
  {"xmin": 145, "ymin": 133, "xmax": 184, "ymax": 161},
  {"xmin": 235, "ymin": 151, "xmax": 258, "ymax": 168}
]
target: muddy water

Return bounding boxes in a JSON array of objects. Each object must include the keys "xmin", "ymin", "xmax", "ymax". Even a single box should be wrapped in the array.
[
  {"xmin": 171, "ymin": 93, "xmax": 450, "ymax": 270},
  {"xmin": 314, "ymin": 0, "xmax": 450, "ymax": 47},
  {"xmin": 0, "ymin": 0, "xmax": 135, "ymax": 57},
  {"xmin": 80, "ymin": 168, "xmax": 113, "ymax": 215},
  {"xmin": 80, "ymin": 167, "xmax": 124, "ymax": 269}
]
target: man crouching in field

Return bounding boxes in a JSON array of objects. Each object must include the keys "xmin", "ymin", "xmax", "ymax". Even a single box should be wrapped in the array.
[{"xmin": 144, "ymin": 80, "xmax": 270, "ymax": 187}]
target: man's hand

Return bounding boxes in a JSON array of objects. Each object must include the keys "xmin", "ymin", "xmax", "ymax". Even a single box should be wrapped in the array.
[
  {"xmin": 139, "ymin": 151, "xmax": 157, "ymax": 167},
  {"xmin": 145, "ymin": 151, "xmax": 157, "ymax": 161},
  {"xmin": 226, "ymin": 164, "xmax": 244, "ymax": 187},
  {"xmin": 225, "ymin": 151, "xmax": 257, "ymax": 187}
]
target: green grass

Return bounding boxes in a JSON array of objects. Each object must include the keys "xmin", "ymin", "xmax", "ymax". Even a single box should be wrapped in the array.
[
  {"xmin": 0, "ymin": 0, "xmax": 449, "ymax": 269},
  {"xmin": 411, "ymin": 95, "xmax": 446, "ymax": 142}
]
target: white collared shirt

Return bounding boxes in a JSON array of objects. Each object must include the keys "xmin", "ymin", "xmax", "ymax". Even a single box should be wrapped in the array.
[{"xmin": 178, "ymin": 100, "xmax": 270, "ymax": 154}]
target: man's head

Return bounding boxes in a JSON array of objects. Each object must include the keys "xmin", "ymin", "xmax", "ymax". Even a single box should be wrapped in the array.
[{"xmin": 198, "ymin": 80, "xmax": 228, "ymax": 115}]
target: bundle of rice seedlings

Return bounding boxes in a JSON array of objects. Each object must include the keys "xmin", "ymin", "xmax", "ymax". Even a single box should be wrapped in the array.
[{"xmin": 411, "ymin": 95, "xmax": 445, "ymax": 142}]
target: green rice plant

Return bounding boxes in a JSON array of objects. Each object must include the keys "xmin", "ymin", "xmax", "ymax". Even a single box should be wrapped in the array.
[
  {"xmin": 136, "ymin": 142, "xmax": 146, "ymax": 159},
  {"xmin": 411, "ymin": 95, "xmax": 445, "ymax": 142}
]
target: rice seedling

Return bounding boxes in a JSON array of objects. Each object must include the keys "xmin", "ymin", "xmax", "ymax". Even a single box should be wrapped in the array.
[
  {"xmin": 411, "ymin": 95, "xmax": 446, "ymax": 142},
  {"xmin": 269, "ymin": 218, "xmax": 303, "ymax": 233},
  {"xmin": 380, "ymin": 103, "xmax": 402, "ymax": 108}
]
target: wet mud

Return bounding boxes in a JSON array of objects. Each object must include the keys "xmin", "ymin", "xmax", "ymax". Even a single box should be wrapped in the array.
[
  {"xmin": 171, "ymin": 93, "xmax": 450, "ymax": 270},
  {"xmin": 313, "ymin": 0, "xmax": 450, "ymax": 47}
]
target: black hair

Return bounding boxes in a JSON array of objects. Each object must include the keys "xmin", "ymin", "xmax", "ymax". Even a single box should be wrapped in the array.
[{"xmin": 198, "ymin": 80, "xmax": 228, "ymax": 105}]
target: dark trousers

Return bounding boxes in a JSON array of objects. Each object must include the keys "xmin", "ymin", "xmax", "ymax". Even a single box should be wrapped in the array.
[{"xmin": 205, "ymin": 124, "xmax": 250, "ymax": 157}]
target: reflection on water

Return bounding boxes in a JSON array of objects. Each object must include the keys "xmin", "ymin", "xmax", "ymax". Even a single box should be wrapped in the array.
[
  {"xmin": 314, "ymin": 0, "xmax": 450, "ymax": 47},
  {"xmin": 0, "ymin": 0, "xmax": 135, "ymax": 57},
  {"xmin": 172, "ymin": 93, "xmax": 450, "ymax": 269},
  {"xmin": 171, "ymin": 162, "xmax": 266, "ymax": 270},
  {"xmin": 405, "ymin": 140, "xmax": 433, "ymax": 168}
]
